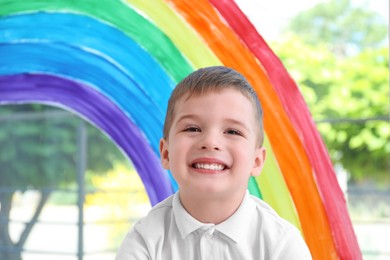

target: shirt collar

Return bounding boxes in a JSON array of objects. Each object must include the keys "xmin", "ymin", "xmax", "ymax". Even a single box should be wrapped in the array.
[
  {"xmin": 215, "ymin": 191, "xmax": 256, "ymax": 243},
  {"xmin": 173, "ymin": 191, "xmax": 256, "ymax": 243},
  {"xmin": 173, "ymin": 192, "xmax": 206, "ymax": 239}
]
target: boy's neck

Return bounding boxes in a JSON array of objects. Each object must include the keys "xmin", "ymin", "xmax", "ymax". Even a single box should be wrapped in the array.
[{"xmin": 178, "ymin": 191, "xmax": 246, "ymax": 224}]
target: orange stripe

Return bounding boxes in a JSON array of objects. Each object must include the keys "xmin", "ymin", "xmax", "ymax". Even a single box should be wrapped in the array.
[{"xmin": 165, "ymin": 0, "xmax": 338, "ymax": 258}]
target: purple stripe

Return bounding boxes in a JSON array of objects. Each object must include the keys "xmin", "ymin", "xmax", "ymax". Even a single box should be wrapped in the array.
[{"xmin": 0, "ymin": 73, "xmax": 173, "ymax": 204}]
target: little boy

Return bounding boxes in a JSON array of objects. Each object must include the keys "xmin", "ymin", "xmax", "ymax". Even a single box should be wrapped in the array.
[{"xmin": 116, "ymin": 66, "xmax": 312, "ymax": 259}]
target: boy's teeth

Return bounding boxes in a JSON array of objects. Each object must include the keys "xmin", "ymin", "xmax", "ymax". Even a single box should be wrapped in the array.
[{"xmin": 193, "ymin": 163, "xmax": 225, "ymax": 171}]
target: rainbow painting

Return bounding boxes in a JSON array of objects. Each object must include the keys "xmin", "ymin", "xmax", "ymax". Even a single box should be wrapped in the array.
[{"xmin": 0, "ymin": 0, "xmax": 361, "ymax": 259}]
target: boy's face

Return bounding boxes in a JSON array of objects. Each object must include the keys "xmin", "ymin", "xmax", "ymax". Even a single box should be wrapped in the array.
[{"xmin": 160, "ymin": 88, "xmax": 265, "ymax": 200}]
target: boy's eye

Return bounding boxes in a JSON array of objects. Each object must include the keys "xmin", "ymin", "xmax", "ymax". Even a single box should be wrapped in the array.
[
  {"xmin": 225, "ymin": 129, "xmax": 242, "ymax": 136},
  {"xmin": 184, "ymin": 126, "xmax": 201, "ymax": 132}
]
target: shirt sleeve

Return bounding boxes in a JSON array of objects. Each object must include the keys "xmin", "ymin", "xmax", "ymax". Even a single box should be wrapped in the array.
[
  {"xmin": 115, "ymin": 228, "xmax": 150, "ymax": 260},
  {"xmin": 274, "ymin": 228, "xmax": 312, "ymax": 260}
]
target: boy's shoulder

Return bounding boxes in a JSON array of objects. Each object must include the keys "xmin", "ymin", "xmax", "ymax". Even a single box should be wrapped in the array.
[
  {"xmin": 249, "ymin": 195, "xmax": 312, "ymax": 258},
  {"xmin": 148, "ymin": 194, "xmax": 175, "ymax": 214},
  {"xmin": 132, "ymin": 194, "xmax": 175, "ymax": 236},
  {"xmin": 249, "ymin": 195, "xmax": 301, "ymax": 240},
  {"xmin": 251, "ymin": 195, "xmax": 285, "ymax": 219}
]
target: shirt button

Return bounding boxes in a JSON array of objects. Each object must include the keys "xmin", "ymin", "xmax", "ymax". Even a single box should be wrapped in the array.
[
  {"xmin": 205, "ymin": 227, "xmax": 214, "ymax": 239},
  {"xmin": 205, "ymin": 233, "xmax": 212, "ymax": 239}
]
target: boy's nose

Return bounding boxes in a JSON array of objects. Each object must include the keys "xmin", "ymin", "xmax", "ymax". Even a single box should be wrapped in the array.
[
  {"xmin": 200, "ymin": 132, "xmax": 221, "ymax": 151},
  {"xmin": 201, "ymin": 144, "xmax": 220, "ymax": 150}
]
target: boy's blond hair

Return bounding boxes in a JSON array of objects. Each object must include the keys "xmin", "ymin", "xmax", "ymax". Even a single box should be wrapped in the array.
[{"xmin": 163, "ymin": 66, "xmax": 264, "ymax": 147}]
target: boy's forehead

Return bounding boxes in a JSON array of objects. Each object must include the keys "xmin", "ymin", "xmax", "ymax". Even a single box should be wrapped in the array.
[
  {"xmin": 180, "ymin": 87, "xmax": 249, "ymax": 102},
  {"xmin": 174, "ymin": 88, "xmax": 255, "ymax": 117}
]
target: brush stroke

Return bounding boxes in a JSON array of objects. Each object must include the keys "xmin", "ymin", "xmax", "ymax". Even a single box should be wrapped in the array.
[
  {"xmin": 209, "ymin": 1, "xmax": 361, "ymax": 258},
  {"xmin": 0, "ymin": 0, "xmax": 359, "ymax": 257},
  {"xmin": 0, "ymin": 12, "xmax": 174, "ymax": 113},
  {"xmin": 127, "ymin": 0, "xmax": 220, "ymax": 69},
  {"xmin": 2, "ymin": 1, "xmax": 290, "ymax": 221},
  {"xmin": 0, "ymin": 73, "xmax": 172, "ymax": 205},
  {"xmin": 0, "ymin": 42, "xmax": 166, "ymax": 154},
  {"xmin": 165, "ymin": 0, "xmax": 337, "ymax": 257},
  {"xmin": 0, "ymin": 9, "xmax": 298, "ymax": 228},
  {"xmin": 0, "ymin": 0, "xmax": 192, "ymax": 82},
  {"xmin": 123, "ymin": 0, "xmax": 300, "ymax": 229}
]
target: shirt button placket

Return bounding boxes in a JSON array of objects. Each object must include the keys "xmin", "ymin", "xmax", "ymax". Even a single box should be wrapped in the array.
[{"xmin": 201, "ymin": 227, "xmax": 215, "ymax": 259}]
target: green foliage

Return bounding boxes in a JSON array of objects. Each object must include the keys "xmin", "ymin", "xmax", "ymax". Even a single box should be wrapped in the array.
[
  {"xmin": 273, "ymin": 8, "xmax": 390, "ymax": 182},
  {"xmin": 0, "ymin": 104, "xmax": 126, "ymax": 190},
  {"xmin": 287, "ymin": 0, "xmax": 388, "ymax": 56}
]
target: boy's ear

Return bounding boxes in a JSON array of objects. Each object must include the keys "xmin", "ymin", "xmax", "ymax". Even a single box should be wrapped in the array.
[
  {"xmin": 159, "ymin": 138, "xmax": 170, "ymax": 170},
  {"xmin": 251, "ymin": 147, "xmax": 266, "ymax": 177}
]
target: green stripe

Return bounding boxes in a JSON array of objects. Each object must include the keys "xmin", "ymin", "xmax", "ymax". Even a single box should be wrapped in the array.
[{"xmin": 248, "ymin": 176, "xmax": 262, "ymax": 199}]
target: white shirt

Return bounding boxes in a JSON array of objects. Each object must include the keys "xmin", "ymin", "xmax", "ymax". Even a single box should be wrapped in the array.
[{"xmin": 116, "ymin": 192, "xmax": 312, "ymax": 260}]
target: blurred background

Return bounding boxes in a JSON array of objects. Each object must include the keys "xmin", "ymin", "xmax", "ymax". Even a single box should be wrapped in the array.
[{"xmin": 0, "ymin": 0, "xmax": 388, "ymax": 259}]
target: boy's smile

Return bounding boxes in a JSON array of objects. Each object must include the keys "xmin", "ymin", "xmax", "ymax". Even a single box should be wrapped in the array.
[
  {"xmin": 190, "ymin": 157, "xmax": 229, "ymax": 173},
  {"xmin": 160, "ymin": 88, "xmax": 265, "ymax": 202}
]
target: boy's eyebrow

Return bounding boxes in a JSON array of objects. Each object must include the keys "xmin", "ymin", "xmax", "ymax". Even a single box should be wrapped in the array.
[
  {"xmin": 175, "ymin": 114, "xmax": 199, "ymax": 124},
  {"xmin": 224, "ymin": 118, "xmax": 252, "ymax": 132},
  {"xmin": 176, "ymin": 114, "xmax": 252, "ymax": 132}
]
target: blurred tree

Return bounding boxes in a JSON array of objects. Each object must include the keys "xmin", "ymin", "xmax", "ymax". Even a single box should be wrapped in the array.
[
  {"xmin": 85, "ymin": 162, "xmax": 149, "ymax": 247},
  {"xmin": 0, "ymin": 104, "xmax": 126, "ymax": 260},
  {"xmin": 275, "ymin": 0, "xmax": 389, "ymax": 184},
  {"xmin": 287, "ymin": 0, "xmax": 388, "ymax": 57}
]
